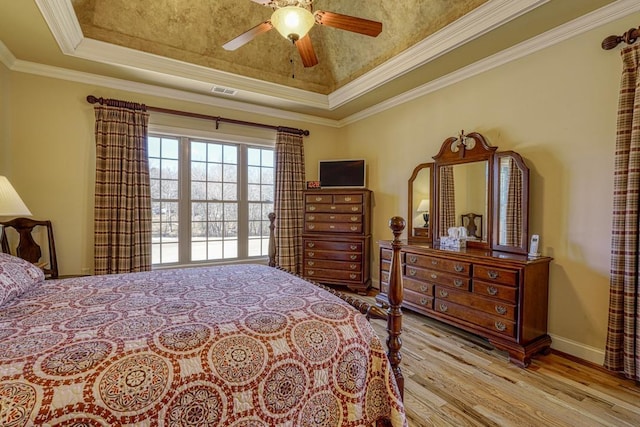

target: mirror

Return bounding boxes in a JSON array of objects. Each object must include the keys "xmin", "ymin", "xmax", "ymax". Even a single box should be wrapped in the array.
[
  {"xmin": 407, "ymin": 163, "xmax": 433, "ymax": 242},
  {"xmin": 493, "ymin": 151, "xmax": 529, "ymax": 254}
]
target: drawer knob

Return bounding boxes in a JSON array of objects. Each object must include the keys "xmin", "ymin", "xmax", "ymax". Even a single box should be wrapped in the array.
[
  {"xmin": 420, "ymin": 285, "xmax": 427, "ymax": 292},
  {"xmin": 350, "ymin": 216, "xmax": 358, "ymax": 222},
  {"xmin": 350, "ymin": 226, "xmax": 358, "ymax": 231},
  {"xmin": 408, "ymin": 255, "xmax": 417, "ymax": 264},
  {"xmin": 344, "ymin": 197, "xmax": 352, "ymax": 201},
  {"xmin": 308, "ymin": 242, "xmax": 315, "ymax": 248},
  {"xmin": 430, "ymin": 273, "xmax": 437, "ymax": 279},
  {"xmin": 329, "ymin": 225, "xmax": 335, "ymax": 229},
  {"xmin": 308, "ymin": 270, "xmax": 315, "ymax": 275},
  {"xmin": 495, "ymin": 321, "xmax": 506, "ymax": 332},
  {"xmin": 350, "ymin": 255, "xmax": 357, "ymax": 260},
  {"xmin": 350, "ymin": 245, "xmax": 357, "ymax": 250},
  {"xmin": 330, "ymin": 206, "xmax": 336, "ymax": 210},
  {"xmin": 408, "ymin": 269, "xmax": 417, "ymax": 277},
  {"xmin": 309, "ymin": 206, "xmax": 316, "ymax": 211},
  {"xmin": 439, "ymin": 289, "xmax": 449, "ymax": 298},
  {"xmin": 307, "ymin": 261, "xmax": 314, "ymax": 266},
  {"xmin": 454, "ymin": 264, "xmax": 464, "ymax": 273},
  {"xmin": 438, "ymin": 303, "xmax": 448, "ymax": 312},
  {"xmin": 349, "ymin": 274, "xmax": 357, "ymax": 279},
  {"xmin": 315, "ymin": 197, "xmax": 322, "ymax": 201},
  {"xmin": 431, "ymin": 260, "xmax": 439, "ymax": 265},
  {"xmin": 420, "ymin": 298, "xmax": 428, "ymax": 305},
  {"xmin": 308, "ymin": 215, "xmax": 315, "ymax": 221},
  {"xmin": 495, "ymin": 305, "xmax": 507, "ymax": 315},
  {"xmin": 487, "ymin": 286, "xmax": 498, "ymax": 295},
  {"xmin": 488, "ymin": 270, "xmax": 499, "ymax": 279},
  {"xmin": 350, "ymin": 264, "xmax": 357, "ymax": 270},
  {"xmin": 308, "ymin": 224, "xmax": 315, "ymax": 230},
  {"xmin": 454, "ymin": 279, "xmax": 463, "ymax": 287},
  {"xmin": 308, "ymin": 252, "xmax": 315, "ymax": 257},
  {"xmin": 329, "ymin": 215, "xmax": 335, "ymax": 219},
  {"xmin": 351, "ymin": 207, "xmax": 359, "ymax": 212}
]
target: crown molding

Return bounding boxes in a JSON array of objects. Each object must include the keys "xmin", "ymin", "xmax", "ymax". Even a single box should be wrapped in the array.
[
  {"xmin": 329, "ymin": 0, "xmax": 548, "ymax": 109},
  {"xmin": 34, "ymin": 0, "xmax": 83, "ymax": 52},
  {"xmin": 339, "ymin": 0, "xmax": 640, "ymax": 126},
  {"xmin": 0, "ymin": 40, "xmax": 16, "ymax": 69}
]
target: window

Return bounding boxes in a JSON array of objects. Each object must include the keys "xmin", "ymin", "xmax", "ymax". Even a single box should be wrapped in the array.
[{"xmin": 148, "ymin": 134, "xmax": 274, "ymax": 266}]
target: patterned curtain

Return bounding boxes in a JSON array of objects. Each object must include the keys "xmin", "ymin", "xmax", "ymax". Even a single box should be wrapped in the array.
[
  {"xmin": 274, "ymin": 129, "xmax": 305, "ymax": 273},
  {"xmin": 439, "ymin": 166, "xmax": 456, "ymax": 234},
  {"xmin": 604, "ymin": 44, "xmax": 640, "ymax": 383},
  {"xmin": 93, "ymin": 101, "xmax": 152, "ymax": 275},
  {"xmin": 505, "ymin": 157, "xmax": 522, "ymax": 246}
]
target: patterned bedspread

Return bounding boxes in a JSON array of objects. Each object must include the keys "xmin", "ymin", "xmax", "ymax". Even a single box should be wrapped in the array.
[{"xmin": 0, "ymin": 264, "xmax": 406, "ymax": 426}]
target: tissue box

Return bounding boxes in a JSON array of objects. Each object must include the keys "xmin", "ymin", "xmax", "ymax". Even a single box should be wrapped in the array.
[{"xmin": 440, "ymin": 236, "xmax": 467, "ymax": 249}]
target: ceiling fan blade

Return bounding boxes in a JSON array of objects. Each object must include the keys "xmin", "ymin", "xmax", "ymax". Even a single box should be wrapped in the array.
[
  {"xmin": 296, "ymin": 35, "xmax": 318, "ymax": 68},
  {"xmin": 222, "ymin": 21, "xmax": 273, "ymax": 51},
  {"xmin": 315, "ymin": 10, "xmax": 382, "ymax": 37}
]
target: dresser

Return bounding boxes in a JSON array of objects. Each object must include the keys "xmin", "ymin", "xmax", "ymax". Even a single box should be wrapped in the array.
[
  {"xmin": 302, "ymin": 189, "xmax": 371, "ymax": 293},
  {"xmin": 377, "ymin": 241, "xmax": 552, "ymax": 367}
]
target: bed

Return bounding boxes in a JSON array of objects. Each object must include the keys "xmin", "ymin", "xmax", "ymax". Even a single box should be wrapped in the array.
[{"xmin": 0, "ymin": 220, "xmax": 407, "ymax": 426}]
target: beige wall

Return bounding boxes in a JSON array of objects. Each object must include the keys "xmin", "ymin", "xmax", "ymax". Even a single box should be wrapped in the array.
[
  {"xmin": 3, "ymin": 10, "xmax": 638, "ymax": 364},
  {"xmin": 0, "ymin": 61, "xmax": 9, "ymax": 173},
  {"xmin": 340, "ymin": 12, "xmax": 640, "ymax": 363}
]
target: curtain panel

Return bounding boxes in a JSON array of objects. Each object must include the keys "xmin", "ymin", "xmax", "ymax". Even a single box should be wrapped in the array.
[
  {"xmin": 93, "ymin": 104, "xmax": 152, "ymax": 275},
  {"xmin": 439, "ymin": 166, "xmax": 456, "ymax": 233},
  {"xmin": 505, "ymin": 157, "xmax": 523, "ymax": 247},
  {"xmin": 604, "ymin": 44, "xmax": 640, "ymax": 382},
  {"xmin": 274, "ymin": 130, "xmax": 305, "ymax": 273}
]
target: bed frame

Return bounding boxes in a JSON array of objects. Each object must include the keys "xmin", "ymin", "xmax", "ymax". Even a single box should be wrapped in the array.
[{"xmin": 268, "ymin": 213, "xmax": 405, "ymax": 398}]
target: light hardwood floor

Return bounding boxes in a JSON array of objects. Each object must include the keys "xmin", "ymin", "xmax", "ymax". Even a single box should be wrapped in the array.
[{"xmin": 365, "ymin": 300, "xmax": 640, "ymax": 427}]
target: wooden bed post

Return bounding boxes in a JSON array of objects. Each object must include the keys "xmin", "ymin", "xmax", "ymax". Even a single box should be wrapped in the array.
[
  {"xmin": 268, "ymin": 212, "xmax": 276, "ymax": 267},
  {"xmin": 387, "ymin": 216, "xmax": 405, "ymax": 399}
]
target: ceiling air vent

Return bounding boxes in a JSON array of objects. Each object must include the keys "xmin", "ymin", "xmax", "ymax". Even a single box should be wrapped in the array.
[{"xmin": 211, "ymin": 85, "xmax": 237, "ymax": 96}]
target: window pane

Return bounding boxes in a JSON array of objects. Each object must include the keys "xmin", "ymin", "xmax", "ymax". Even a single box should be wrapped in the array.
[
  {"xmin": 223, "ymin": 145, "xmax": 237, "ymax": 164},
  {"xmin": 224, "ymin": 203, "xmax": 237, "ymax": 220},
  {"xmin": 149, "ymin": 158, "xmax": 160, "ymax": 178},
  {"xmin": 192, "ymin": 162, "xmax": 206, "ymax": 181},
  {"xmin": 208, "ymin": 222, "xmax": 222, "ymax": 238},
  {"xmin": 262, "ymin": 150, "xmax": 274, "ymax": 167},
  {"xmin": 248, "ymin": 184, "xmax": 261, "ymax": 201},
  {"xmin": 223, "ymin": 164, "xmax": 237, "ymax": 182},
  {"xmin": 207, "ymin": 144, "xmax": 222, "ymax": 163},
  {"xmin": 249, "ymin": 220, "xmax": 262, "ymax": 237},
  {"xmin": 161, "ymin": 243, "xmax": 179, "ymax": 263},
  {"xmin": 248, "ymin": 239, "xmax": 261, "ymax": 257},
  {"xmin": 192, "ymin": 202, "xmax": 206, "ymax": 220},
  {"xmin": 192, "ymin": 241, "xmax": 206, "ymax": 261},
  {"xmin": 207, "ymin": 163, "xmax": 222, "ymax": 181},
  {"xmin": 192, "ymin": 222, "xmax": 206, "ymax": 241},
  {"xmin": 163, "ymin": 138, "xmax": 179, "ymax": 159},
  {"xmin": 150, "ymin": 179, "xmax": 160, "ymax": 198},
  {"xmin": 248, "ymin": 148, "xmax": 260, "ymax": 166},
  {"xmin": 248, "ymin": 203, "xmax": 262, "ymax": 220},
  {"xmin": 192, "ymin": 142, "xmax": 207, "ymax": 161},
  {"xmin": 261, "ymin": 168, "xmax": 273, "ymax": 185},
  {"xmin": 148, "ymin": 137, "xmax": 161, "ymax": 158},
  {"xmin": 162, "ymin": 159, "xmax": 179, "ymax": 179},
  {"xmin": 161, "ymin": 180, "xmax": 178, "ymax": 199},
  {"xmin": 191, "ymin": 181, "xmax": 206, "ymax": 200},
  {"xmin": 223, "ymin": 240, "xmax": 237, "ymax": 259},
  {"xmin": 223, "ymin": 183, "xmax": 237, "ymax": 201},
  {"xmin": 207, "ymin": 183, "xmax": 222, "ymax": 200},
  {"xmin": 248, "ymin": 166, "xmax": 260, "ymax": 184},
  {"xmin": 207, "ymin": 203, "xmax": 223, "ymax": 221},
  {"xmin": 262, "ymin": 185, "xmax": 273, "ymax": 202}
]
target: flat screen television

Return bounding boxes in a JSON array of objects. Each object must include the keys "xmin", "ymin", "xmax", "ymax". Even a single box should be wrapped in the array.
[{"xmin": 318, "ymin": 159, "xmax": 366, "ymax": 188}]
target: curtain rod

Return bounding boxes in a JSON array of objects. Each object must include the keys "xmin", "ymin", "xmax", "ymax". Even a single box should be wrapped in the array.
[
  {"xmin": 601, "ymin": 26, "xmax": 639, "ymax": 50},
  {"xmin": 86, "ymin": 95, "xmax": 310, "ymax": 137}
]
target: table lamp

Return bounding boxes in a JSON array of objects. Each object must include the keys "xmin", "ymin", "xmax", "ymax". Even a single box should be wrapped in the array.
[
  {"xmin": 0, "ymin": 176, "xmax": 31, "ymax": 217},
  {"xmin": 417, "ymin": 199, "xmax": 429, "ymax": 228}
]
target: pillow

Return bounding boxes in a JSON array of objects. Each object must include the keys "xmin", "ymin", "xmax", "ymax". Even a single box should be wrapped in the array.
[{"xmin": 0, "ymin": 252, "xmax": 45, "ymax": 307}]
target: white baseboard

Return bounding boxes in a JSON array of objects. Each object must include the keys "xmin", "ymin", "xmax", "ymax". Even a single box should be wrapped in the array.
[{"xmin": 548, "ymin": 333, "xmax": 605, "ymax": 366}]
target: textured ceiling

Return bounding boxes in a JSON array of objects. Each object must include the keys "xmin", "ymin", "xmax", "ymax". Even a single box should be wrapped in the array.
[{"xmin": 70, "ymin": 0, "xmax": 488, "ymax": 95}]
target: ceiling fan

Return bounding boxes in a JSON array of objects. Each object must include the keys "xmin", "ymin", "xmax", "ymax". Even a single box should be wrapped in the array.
[{"xmin": 222, "ymin": 0, "xmax": 383, "ymax": 68}]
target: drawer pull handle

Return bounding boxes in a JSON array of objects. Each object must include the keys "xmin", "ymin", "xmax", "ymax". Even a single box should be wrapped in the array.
[
  {"xmin": 344, "ymin": 197, "xmax": 352, "ymax": 201},
  {"xmin": 420, "ymin": 298, "xmax": 428, "ymax": 305},
  {"xmin": 454, "ymin": 264, "xmax": 464, "ymax": 273},
  {"xmin": 315, "ymin": 197, "xmax": 322, "ymax": 201},
  {"xmin": 307, "ymin": 261, "xmax": 314, "ymax": 266},
  {"xmin": 488, "ymin": 270, "xmax": 499, "ymax": 279},
  {"xmin": 487, "ymin": 286, "xmax": 498, "ymax": 295},
  {"xmin": 350, "ymin": 226, "xmax": 358, "ymax": 231},
  {"xmin": 308, "ymin": 252, "xmax": 315, "ymax": 257},
  {"xmin": 495, "ymin": 321, "xmax": 506, "ymax": 332},
  {"xmin": 349, "ymin": 274, "xmax": 357, "ymax": 279},
  {"xmin": 350, "ymin": 245, "xmax": 357, "ymax": 250},
  {"xmin": 430, "ymin": 273, "xmax": 437, "ymax": 279},
  {"xmin": 329, "ymin": 215, "xmax": 335, "ymax": 219},
  {"xmin": 351, "ymin": 207, "xmax": 359, "ymax": 212},
  {"xmin": 495, "ymin": 305, "xmax": 507, "ymax": 315},
  {"xmin": 350, "ymin": 216, "xmax": 358, "ymax": 222},
  {"xmin": 409, "ymin": 256, "xmax": 418, "ymax": 264},
  {"xmin": 439, "ymin": 289, "xmax": 449, "ymax": 298},
  {"xmin": 350, "ymin": 255, "xmax": 357, "ymax": 260},
  {"xmin": 308, "ymin": 215, "xmax": 315, "ymax": 221},
  {"xmin": 408, "ymin": 269, "xmax": 417, "ymax": 277},
  {"xmin": 308, "ymin": 242, "xmax": 315, "ymax": 248},
  {"xmin": 431, "ymin": 260, "xmax": 439, "ymax": 265},
  {"xmin": 308, "ymin": 224, "xmax": 315, "ymax": 230},
  {"xmin": 309, "ymin": 206, "xmax": 316, "ymax": 211},
  {"xmin": 420, "ymin": 285, "xmax": 428, "ymax": 292},
  {"xmin": 330, "ymin": 206, "xmax": 336, "ymax": 210},
  {"xmin": 438, "ymin": 303, "xmax": 448, "ymax": 312},
  {"xmin": 350, "ymin": 264, "xmax": 357, "ymax": 270},
  {"xmin": 454, "ymin": 279, "xmax": 463, "ymax": 287},
  {"xmin": 308, "ymin": 270, "xmax": 315, "ymax": 275},
  {"xmin": 329, "ymin": 225, "xmax": 335, "ymax": 229}
]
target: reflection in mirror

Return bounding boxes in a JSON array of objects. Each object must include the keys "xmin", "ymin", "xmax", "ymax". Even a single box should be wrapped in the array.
[
  {"xmin": 408, "ymin": 164, "xmax": 432, "ymax": 241},
  {"xmin": 438, "ymin": 161, "xmax": 488, "ymax": 241},
  {"xmin": 495, "ymin": 152, "xmax": 529, "ymax": 253}
]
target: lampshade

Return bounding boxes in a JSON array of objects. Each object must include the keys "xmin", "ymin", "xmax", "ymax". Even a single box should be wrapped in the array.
[
  {"xmin": 0, "ymin": 176, "xmax": 32, "ymax": 216},
  {"xmin": 271, "ymin": 6, "xmax": 315, "ymax": 41},
  {"xmin": 416, "ymin": 199, "xmax": 430, "ymax": 212}
]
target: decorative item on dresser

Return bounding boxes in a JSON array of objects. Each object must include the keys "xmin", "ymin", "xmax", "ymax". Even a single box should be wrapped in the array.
[
  {"xmin": 302, "ymin": 188, "xmax": 372, "ymax": 294},
  {"xmin": 377, "ymin": 131, "xmax": 552, "ymax": 367}
]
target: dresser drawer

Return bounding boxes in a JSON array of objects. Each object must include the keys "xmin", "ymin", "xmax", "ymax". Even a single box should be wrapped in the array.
[
  {"xmin": 472, "ymin": 279, "xmax": 518, "ymax": 303},
  {"xmin": 434, "ymin": 286, "xmax": 516, "ymax": 321},
  {"xmin": 473, "ymin": 265, "xmax": 518, "ymax": 286},
  {"xmin": 405, "ymin": 289, "xmax": 433, "ymax": 309},
  {"xmin": 405, "ymin": 253, "xmax": 471, "ymax": 276},
  {"xmin": 404, "ymin": 277, "xmax": 433, "ymax": 296},
  {"xmin": 305, "ymin": 240, "xmax": 362, "ymax": 252},
  {"xmin": 404, "ymin": 265, "xmax": 471, "ymax": 291},
  {"xmin": 305, "ymin": 258, "xmax": 361, "ymax": 272},
  {"xmin": 433, "ymin": 299, "xmax": 516, "ymax": 339},
  {"xmin": 304, "ymin": 268, "xmax": 362, "ymax": 282},
  {"xmin": 333, "ymin": 194, "xmax": 363, "ymax": 204},
  {"xmin": 380, "ymin": 248, "xmax": 393, "ymax": 261},
  {"xmin": 305, "ymin": 249, "xmax": 361, "ymax": 262},
  {"xmin": 305, "ymin": 213, "xmax": 362, "ymax": 223},
  {"xmin": 305, "ymin": 194, "xmax": 332, "ymax": 204},
  {"xmin": 306, "ymin": 222, "xmax": 363, "ymax": 233},
  {"xmin": 306, "ymin": 204, "xmax": 362, "ymax": 213}
]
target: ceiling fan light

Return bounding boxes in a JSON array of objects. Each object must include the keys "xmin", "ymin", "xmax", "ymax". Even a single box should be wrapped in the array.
[{"xmin": 271, "ymin": 6, "xmax": 315, "ymax": 41}]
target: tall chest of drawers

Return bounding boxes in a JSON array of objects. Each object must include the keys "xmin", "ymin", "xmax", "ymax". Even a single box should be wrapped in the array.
[
  {"xmin": 377, "ymin": 241, "xmax": 552, "ymax": 367},
  {"xmin": 302, "ymin": 189, "xmax": 372, "ymax": 293}
]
